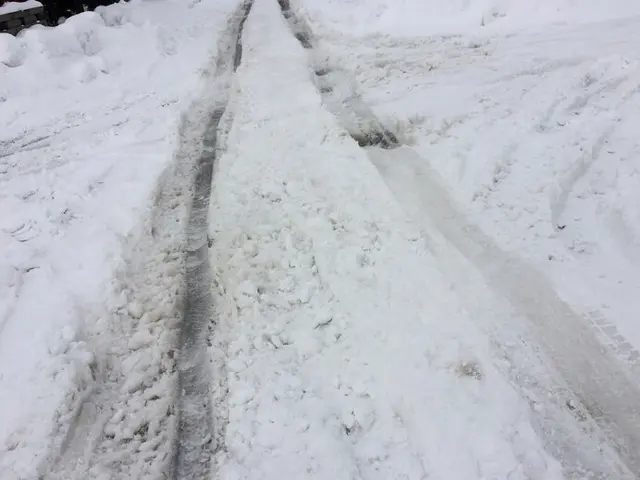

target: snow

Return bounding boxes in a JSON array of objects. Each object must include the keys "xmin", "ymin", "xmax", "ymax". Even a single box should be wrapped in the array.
[
  {"xmin": 0, "ymin": 0, "xmax": 240, "ymax": 477},
  {"xmin": 300, "ymin": 0, "xmax": 640, "ymax": 36},
  {"xmin": 305, "ymin": 2, "xmax": 640, "ymax": 366},
  {"xmin": 206, "ymin": 0, "xmax": 579, "ymax": 477},
  {"xmin": 2, "ymin": 0, "xmax": 640, "ymax": 477},
  {"xmin": 0, "ymin": 0, "xmax": 42, "ymax": 15},
  {"xmin": 297, "ymin": 0, "xmax": 640, "ymax": 474}
]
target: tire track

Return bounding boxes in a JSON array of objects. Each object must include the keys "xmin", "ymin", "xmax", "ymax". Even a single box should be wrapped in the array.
[
  {"xmin": 276, "ymin": 0, "xmax": 399, "ymax": 149},
  {"xmin": 42, "ymin": 3, "xmax": 253, "ymax": 479},
  {"xmin": 276, "ymin": 3, "xmax": 640, "ymax": 474},
  {"xmin": 172, "ymin": 1, "xmax": 254, "ymax": 479},
  {"xmin": 369, "ymin": 146, "xmax": 640, "ymax": 477}
]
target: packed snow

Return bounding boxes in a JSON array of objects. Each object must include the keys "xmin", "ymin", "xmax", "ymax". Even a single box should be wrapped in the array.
[
  {"xmin": 2, "ymin": 0, "xmax": 640, "ymax": 478},
  {"xmin": 298, "ymin": 0, "xmax": 640, "ymax": 475},
  {"xmin": 299, "ymin": 0, "xmax": 640, "ymax": 372}
]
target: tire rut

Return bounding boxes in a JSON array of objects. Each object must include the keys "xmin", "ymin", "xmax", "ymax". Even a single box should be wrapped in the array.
[
  {"xmin": 172, "ymin": 1, "xmax": 254, "ymax": 479},
  {"xmin": 277, "ymin": 0, "xmax": 399, "ymax": 150},
  {"xmin": 275, "ymin": 4, "xmax": 640, "ymax": 474},
  {"xmin": 369, "ymin": 146, "xmax": 640, "ymax": 478},
  {"xmin": 43, "ymin": 3, "xmax": 253, "ymax": 479}
]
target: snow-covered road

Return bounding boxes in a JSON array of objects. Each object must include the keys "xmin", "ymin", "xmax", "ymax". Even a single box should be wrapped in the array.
[{"xmin": 2, "ymin": 0, "xmax": 640, "ymax": 478}]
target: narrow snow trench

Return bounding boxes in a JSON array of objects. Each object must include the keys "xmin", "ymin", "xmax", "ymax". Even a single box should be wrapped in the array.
[{"xmin": 173, "ymin": 1, "xmax": 254, "ymax": 478}]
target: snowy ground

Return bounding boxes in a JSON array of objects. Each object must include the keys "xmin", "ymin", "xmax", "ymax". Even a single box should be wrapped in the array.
[
  {"xmin": 295, "ymin": 0, "xmax": 640, "ymax": 475},
  {"xmin": 299, "ymin": 0, "xmax": 640, "ymax": 36},
  {"xmin": 0, "ymin": 0, "xmax": 240, "ymax": 477},
  {"xmin": 2, "ymin": 0, "xmax": 640, "ymax": 478},
  {"xmin": 209, "ymin": 2, "xmax": 563, "ymax": 478},
  {"xmin": 300, "ymin": 0, "xmax": 640, "ymax": 362},
  {"xmin": 209, "ymin": 0, "xmax": 639, "ymax": 478}
]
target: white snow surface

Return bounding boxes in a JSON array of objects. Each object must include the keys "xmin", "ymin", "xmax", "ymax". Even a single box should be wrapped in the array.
[
  {"xmin": 0, "ymin": 0, "xmax": 239, "ymax": 477},
  {"xmin": 297, "ymin": 0, "xmax": 640, "ymax": 475},
  {"xmin": 301, "ymin": 0, "xmax": 640, "ymax": 36},
  {"xmin": 0, "ymin": 0, "xmax": 42, "ymax": 15},
  {"xmin": 301, "ymin": 0, "xmax": 640, "ymax": 371},
  {"xmin": 208, "ymin": 0, "xmax": 572, "ymax": 478}
]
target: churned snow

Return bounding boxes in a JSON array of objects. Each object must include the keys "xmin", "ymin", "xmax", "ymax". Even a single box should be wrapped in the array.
[
  {"xmin": 0, "ymin": 0, "xmax": 239, "ymax": 477},
  {"xmin": 208, "ymin": 0, "xmax": 568, "ymax": 478}
]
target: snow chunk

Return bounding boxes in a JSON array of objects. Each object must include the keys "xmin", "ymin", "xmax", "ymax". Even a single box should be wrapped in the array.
[{"xmin": 127, "ymin": 329, "xmax": 155, "ymax": 350}]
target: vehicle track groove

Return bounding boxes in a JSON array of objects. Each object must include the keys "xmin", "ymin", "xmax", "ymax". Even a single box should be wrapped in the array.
[{"xmin": 172, "ymin": 1, "xmax": 254, "ymax": 478}]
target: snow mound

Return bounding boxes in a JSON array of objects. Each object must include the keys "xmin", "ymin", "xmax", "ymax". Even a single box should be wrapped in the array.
[
  {"xmin": 95, "ymin": 2, "xmax": 136, "ymax": 27},
  {"xmin": 1, "ymin": 6, "xmax": 158, "ymax": 95}
]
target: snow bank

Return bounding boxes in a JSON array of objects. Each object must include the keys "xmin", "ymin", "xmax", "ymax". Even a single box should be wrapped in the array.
[
  {"xmin": 300, "ymin": 0, "xmax": 640, "ymax": 36},
  {"xmin": 208, "ymin": 0, "xmax": 564, "ymax": 478},
  {"xmin": 0, "ymin": 0, "xmax": 42, "ymax": 15},
  {"xmin": 1, "ymin": 7, "xmax": 144, "ymax": 93},
  {"xmin": 0, "ymin": 0, "xmax": 239, "ymax": 477}
]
